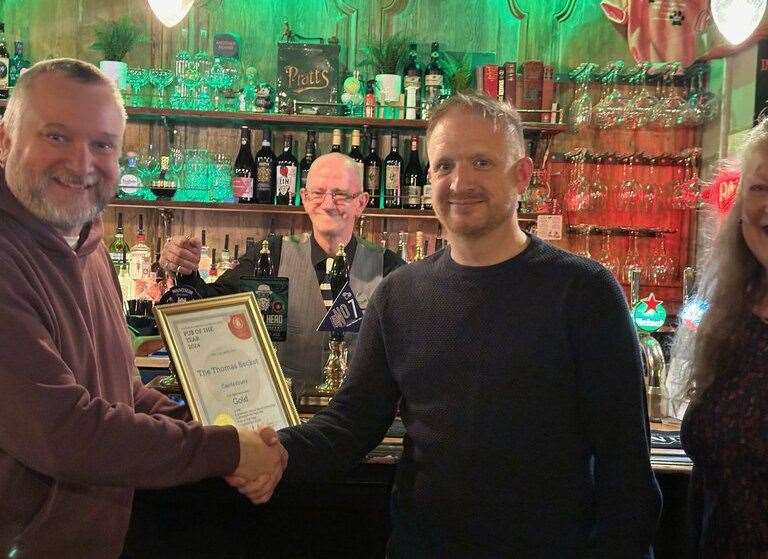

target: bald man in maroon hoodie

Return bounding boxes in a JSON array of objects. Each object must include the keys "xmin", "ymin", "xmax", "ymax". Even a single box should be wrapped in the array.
[{"xmin": 0, "ymin": 59, "xmax": 287, "ymax": 558}]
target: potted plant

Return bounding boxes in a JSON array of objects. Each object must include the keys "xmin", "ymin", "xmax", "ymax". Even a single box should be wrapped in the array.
[
  {"xmin": 359, "ymin": 34, "xmax": 409, "ymax": 106},
  {"xmin": 90, "ymin": 16, "xmax": 147, "ymax": 90},
  {"xmin": 443, "ymin": 52, "xmax": 473, "ymax": 95}
]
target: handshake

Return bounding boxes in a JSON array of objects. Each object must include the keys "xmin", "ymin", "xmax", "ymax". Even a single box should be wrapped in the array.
[{"xmin": 226, "ymin": 426, "xmax": 288, "ymax": 504}]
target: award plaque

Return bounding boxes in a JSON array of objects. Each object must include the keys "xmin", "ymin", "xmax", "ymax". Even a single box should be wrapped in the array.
[{"xmin": 154, "ymin": 292, "xmax": 299, "ymax": 430}]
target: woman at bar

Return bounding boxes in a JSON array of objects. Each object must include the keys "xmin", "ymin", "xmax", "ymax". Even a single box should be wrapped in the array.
[{"xmin": 678, "ymin": 118, "xmax": 768, "ymax": 557}]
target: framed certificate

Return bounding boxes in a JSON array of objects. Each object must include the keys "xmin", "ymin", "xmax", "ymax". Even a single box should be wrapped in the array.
[{"xmin": 154, "ymin": 292, "xmax": 300, "ymax": 430}]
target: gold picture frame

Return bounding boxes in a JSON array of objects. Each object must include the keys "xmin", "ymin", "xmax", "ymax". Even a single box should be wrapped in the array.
[{"xmin": 154, "ymin": 292, "xmax": 299, "ymax": 429}]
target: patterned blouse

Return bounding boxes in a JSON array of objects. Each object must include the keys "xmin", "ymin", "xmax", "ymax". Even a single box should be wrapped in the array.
[{"xmin": 681, "ymin": 314, "xmax": 768, "ymax": 557}]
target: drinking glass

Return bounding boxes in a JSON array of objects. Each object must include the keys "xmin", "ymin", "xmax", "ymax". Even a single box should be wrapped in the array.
[
  {"xmin": 149, "ymin": 68, "xmax": 175, "ymax": 108},
  {"xmin": 639, "ymin": 158, "xmax": 659, "ymax": 213},
  {"xmin": 527, "ymin": 170, "xmax": 552, "ymax": 213},
  {"xmin": 687, "ymin": 70, "xmax": 719, "ymax": 123},
  {"xmin": 565, "ymin": 152, "xmax": 592, "ymax": 212},
  {"xmin": 649, "ymin": 64, "xmax": 698, "ymax": 128},
  {"xmin": 167, "ymin": 143, "xmax": 185, "ymax": 189},
  {"xmin": 210, "ymin": 154, "xmax": 233, "ymax": 202},
  {"xmin": 589, "ymin": 155, "xmax": 609, "ymax": 211},
  {"xmin": 648, "ymin": 236, "xmax": 675, "ymax": 284},
  {"xmin": 622, "ymin": 231, "xmax": 643, "ymax": 283},
  {"xmin": 206, "ymin": 59, "xmax": 229, "ymax": 111},
  {"xmin": 126, "ymin": 67, "xmax": 151, "ymax": 107},
  {"xmin": 180, "ymin": 149, "xmax": 211, "ymax": 202},
  {"xmin": 136, "ymin": 144, "xmax": 160, "ymax": 188},
  {"xmin": 617, "ymin": 156, "xmax": 639, "ymax": 211},
  {"xmin": 571, "ymin": 225, "xmax": 592, "ymax": 259},
  {"xmin": 596, "ymin": 230, "xmax": 621, "ymax": 277},
  {"xmin": 566, "ymin": 65, "xmax": 597, "ymax": 131},
  {"xmin": 593, "ymin": 63, "xmax": 628, "ymax": 129},
  {"xmin": 671, "ymin": 152, "xmax": 700, "ymax": 209},
  {"xmin": 626, "ymin": 64, "xmax": 659, "ymax": 129}
]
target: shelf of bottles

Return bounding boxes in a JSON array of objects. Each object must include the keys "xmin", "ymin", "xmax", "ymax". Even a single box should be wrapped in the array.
[
  {"xmin": 108, "ymin": 198, "xmax": 538, "ymax": 224},
  {"xmin": 125, "ymin": 106, "xmax": 567, "ymax": 135}
]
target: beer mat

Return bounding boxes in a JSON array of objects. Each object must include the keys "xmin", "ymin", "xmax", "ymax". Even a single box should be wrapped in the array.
[{"xmin": 650, "ymin": 430, "xmax": 682, "ymax": 450}]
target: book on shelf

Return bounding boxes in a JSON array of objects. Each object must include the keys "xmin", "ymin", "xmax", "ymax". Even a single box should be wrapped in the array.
[
  {"xmin": 521, "ymin": 60, "xmax": 544, "ymax": 122},
  {"xmin": 541, "ymin": 64, "xmax": 555, "ymax": 123},
  {"xmin": 481, "ymin": 64, "xmax": 499, "ymax": 99},
  {"xmin": 503, "ymin": 61, "xmax": 517, "ymax": 106},
  {"xmin": 497, "ymin": 65, "xmax": 505, "ymax": 102}
]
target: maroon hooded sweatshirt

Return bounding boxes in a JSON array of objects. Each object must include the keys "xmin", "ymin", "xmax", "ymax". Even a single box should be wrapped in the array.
[{"xmin": 0, "ymin": 174, "xmax": 239, "ymax": 558}]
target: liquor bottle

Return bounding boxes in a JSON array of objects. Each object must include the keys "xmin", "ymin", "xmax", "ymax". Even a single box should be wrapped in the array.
[
  {"xmin": 128, "ymin": 214, "xmax": 151, "ymax": 283},
  {"xmin": 198, "ymin": 229, "xmax": 211, "ymax": 282},
  {"xmin": 255, "ymin": 240, "xmax": 274, "ymax": 276},
  {"xmin": 329, "ymin": 243, "xmax": 349, "ymax": 300},
  {"xmin": 403, "ymin": 136, "xmax": 424, "ymax": 209},
  {"xmin": 348, "ymin": 130, "xmax": 364, "ymax": 164},
  {"xmin": 208, "ymin": 248, "xmax": 218, "ymax": 282},
  {"xmin": 397, "ymin": 231, "xmax": 410, "ymax": 263},
  {"xmin": 254, "ymin": 130, "xmax": 276, "ymax": 204},
  {"xmin": 363, "ymin": 134, "xmax": 382, "ymax": 208},
  {"xmin": 9, "ymin": 41, "xmax": 27, "ymax": 87},
  {"xmin": 422, "ymin": 161, "xmax": 432, "ymax": 210},
  {"xmin": 275, "ymin": 135, "xmax": 298, "ymax": 205},
  {"xmin": 0, "ymin": 24, "xmax": 9, "ymax": 100},
  {"xmin": 424, "ymin": 42, "xmax": 444, "ymax": 106},
  {"xmin": 150, "ymin": 237, "xmax": 170, "ymax": 301},
  {"xmin": 331, "ymin": 129, "xmax": 343, "ymax": 153},
  {"xmin": 298, "ymin": 131, "xmax": 317, "ymax": 205},
  {"xmin": 384, "ymin": 134, "xmax": 403, "ymax": 208},
  {"xmin": 434, "ymin": 224, "xmax": 448, "ymax": 252},
  {"xmin": 412, "ymin": 230, "xmax": 425, "ymax": 262},
  {"xmin": 233, "ymin": 126, "xmax": 256, "ymax": 203},
  {"xmin": 232, "ymin": 245, "xmax": 240, "ymax": 268},
  {"xmin": 108, "ymin": 213, "xmax": 128, "ymax": 270},
  {"xmin": 364, "ymin": 80, "xmax": 376, "ymax": 118},
  {"xmin": 118, "ymin": 152, "xmax": 142, "ymax": 199},
  {"xmin": 217, "ymin": 234, "xmax": 232, "ymax": 274},
  {"xmin": 348, "ymin": 129, "xmax": 365, "ymax": 184},
  {"xmin": 118, "ymin": 245, "xmax": 133, "ymax": 301},
  {"xmin": 403, "ymin": 43, "xmax": 422, "ymax": 118}
]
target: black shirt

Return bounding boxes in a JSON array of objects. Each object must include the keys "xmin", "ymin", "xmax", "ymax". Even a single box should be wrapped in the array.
[
  {"xmin": 177, "ymin": 235, "xmax": 404, "ymax": 297},
  {"xmin": 279, "ymin": 235, "xmax": 661, "ymax": 557}
]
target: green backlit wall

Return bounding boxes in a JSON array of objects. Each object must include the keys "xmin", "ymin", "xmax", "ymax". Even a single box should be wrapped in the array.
[{"xmin": 0, "ymin": 0, "xmax": 637, "ymax": 79}]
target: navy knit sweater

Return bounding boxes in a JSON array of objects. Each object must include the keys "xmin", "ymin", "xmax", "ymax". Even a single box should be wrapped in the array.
[{"xmin": 279, "ymin": 235, "xmax": 661, "ymax": 558}]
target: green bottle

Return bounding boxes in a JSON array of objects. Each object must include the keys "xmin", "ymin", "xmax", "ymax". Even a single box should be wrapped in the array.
[{"xmin": 108, "ymin": 212, "xmax": 129, "ymax": 270}]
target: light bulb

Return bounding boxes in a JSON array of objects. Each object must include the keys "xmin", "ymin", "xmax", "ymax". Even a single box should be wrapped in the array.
[
  {"xmin": 711, "ymin": 0, "xmax": 767, "ymax": 46},
  {"xmin": 147, "ymin": 0, "xmax": 194, "ymax": 28}
]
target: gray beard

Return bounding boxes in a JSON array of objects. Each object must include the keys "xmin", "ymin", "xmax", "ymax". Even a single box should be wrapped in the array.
[{"xmin": 7, "ymin": 173, "xmax": 114, "ymax": 234}]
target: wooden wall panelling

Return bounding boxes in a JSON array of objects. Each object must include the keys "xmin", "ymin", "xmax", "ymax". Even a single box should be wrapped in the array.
[
  {"xmin": 196, "ymin": 0, "xmax": 372, "ymax": 85},
  {"xmin": 380, "ymin": 0, "xmax": 523, "ymax": 64}
]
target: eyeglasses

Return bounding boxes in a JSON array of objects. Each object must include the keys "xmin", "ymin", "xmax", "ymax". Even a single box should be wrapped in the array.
[{"xmin": 303, "ymin": 189, "xmax": 363, "ymax": 204}]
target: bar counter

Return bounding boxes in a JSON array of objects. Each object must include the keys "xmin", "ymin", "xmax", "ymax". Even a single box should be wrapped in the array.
[{"xmin": 125, "ymin": 366, "xmax": 692, "ymax": 559}]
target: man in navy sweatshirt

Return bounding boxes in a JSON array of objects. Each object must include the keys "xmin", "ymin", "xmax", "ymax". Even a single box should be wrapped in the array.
[{"xmin": 234, "ymin": 94, "xmax": 662, "ymax": 557}]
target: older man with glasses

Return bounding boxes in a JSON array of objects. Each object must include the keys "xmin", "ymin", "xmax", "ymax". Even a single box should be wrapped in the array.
[{"xmin": 163, "ymin": 151, "xmax": 405, "ymax": 394}]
